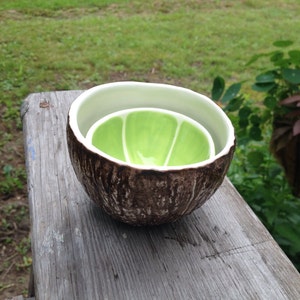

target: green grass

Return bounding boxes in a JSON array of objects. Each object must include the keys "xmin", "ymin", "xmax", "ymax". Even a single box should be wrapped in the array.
[
  {"xmin": 1, "ymin": 1, "xmax": 300, "ymax": 102},
  {"xmin": 0, "ymin": 0, "xmax": 120, "ymax": 10}
]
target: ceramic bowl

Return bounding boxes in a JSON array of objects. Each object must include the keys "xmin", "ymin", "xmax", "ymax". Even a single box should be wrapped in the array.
[
  {"xmin": 67, "ymin": 81, "xmax": 235, "ymax": 226},
  {"xmin": 85, "ymin": 107, "xmax": 215, "ymax": 167}
]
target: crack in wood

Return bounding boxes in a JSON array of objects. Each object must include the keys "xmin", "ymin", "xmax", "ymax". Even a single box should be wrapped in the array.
[
  {"xmin": 164, "ymin": 235, "xmax": 198, "ymax": 247},
  {"xmin": 111, "ymin": 267, "xmax": 119, "ymax": 280},
  {"xmin": 20, "ymin": 100, "xmax": 29, "ymax": 120}
]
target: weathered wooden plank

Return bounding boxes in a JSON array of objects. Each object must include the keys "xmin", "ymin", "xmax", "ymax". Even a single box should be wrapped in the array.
[
  {"xmin": 8, "ymin": 296, "xmax": 35, "ymax": 300},
  {"xmin": 21, "ymin": 91, "xmax": 300, "ymax": 300}
]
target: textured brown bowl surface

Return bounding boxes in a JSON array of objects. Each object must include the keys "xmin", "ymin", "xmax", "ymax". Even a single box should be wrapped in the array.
[{"xmin": 67, "ymin": 120, "xmax": 235, "ymax": 226}]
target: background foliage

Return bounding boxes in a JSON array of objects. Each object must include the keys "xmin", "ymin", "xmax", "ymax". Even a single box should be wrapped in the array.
[{"xmin": 212, "ymin": 41, "xmax": 300, "ymax": 269}]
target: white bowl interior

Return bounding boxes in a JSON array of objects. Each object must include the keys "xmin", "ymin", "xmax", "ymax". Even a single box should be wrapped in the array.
[{"xmin": 69, "ymin": 82, "xmax": 235, "ymax": 162}]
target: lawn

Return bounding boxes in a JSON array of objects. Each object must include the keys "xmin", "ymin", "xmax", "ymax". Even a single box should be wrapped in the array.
[{"xmin": 1, "ymin": 0, "xmax": 300, "ymax": 297}]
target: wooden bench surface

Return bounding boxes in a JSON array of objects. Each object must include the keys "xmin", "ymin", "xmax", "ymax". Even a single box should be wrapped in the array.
[{"xmin": 21, "ymin": 91, "xmax": 300, "ymax": 300}]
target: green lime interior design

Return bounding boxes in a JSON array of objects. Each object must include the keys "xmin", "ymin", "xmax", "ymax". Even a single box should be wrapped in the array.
[{"xmin": 86, "ymin": 108, "xmax": 215, "ymax": 167}]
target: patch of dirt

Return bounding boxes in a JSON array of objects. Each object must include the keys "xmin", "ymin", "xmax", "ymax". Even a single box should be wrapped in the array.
[{"xmin": 0, "ymin": 123, "xmax": 31, "ymax": 299}]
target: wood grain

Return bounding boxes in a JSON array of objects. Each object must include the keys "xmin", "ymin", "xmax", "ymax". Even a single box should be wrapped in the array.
[{"xmin": 21, "ymin": 91, "xmax": 300, "ymax": 300}]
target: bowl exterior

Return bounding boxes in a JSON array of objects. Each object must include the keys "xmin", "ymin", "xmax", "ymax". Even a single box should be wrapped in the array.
[{"xmin": 67, "ymin": 120, "xmax": 235, "ymax": 226}]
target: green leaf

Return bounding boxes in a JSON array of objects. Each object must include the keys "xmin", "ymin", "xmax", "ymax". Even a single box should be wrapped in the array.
[
  {"xmin": 238, "ymin": 106, "xmax": 252, "ymax": 120},
  {"xmin": 225, "ymin": 96, "xmax": 243, "ymax": 112},
  {"xmin": 247, "ymin": 150, "xmax": 264, "ymax": 168},
  {"xmin": 3, "ymin": 165, "xmax": 13, "ymax": 176},
  {"xmin": 273, "ymin": 40, "xmax": 294, "ymax": 47},
  {"xmin": 249, "ymin": 125, "xmax": 262, "ymax": 141},
  {"xmin": 263, "ymin": 96, "xmax": 277, "ymax": 109},
  {"xmin": 211, "ymin": 76, "xmax": 225, "ymax": 101},
  {"xmin": 238, "ymin": 118, "xmax": 249, "ymax": 128},
  {"xmin": 265, "ymin": 208, "xmax": 279, "ymax": 226},
  {"xmin": 221, "ymin": 82, "xmax": 242, "ymax": 103},
  {"xmin": 268, "ymin": 164, "xmax": 282, "ymax": 179},
  {"xmin": 261, "ymin": 109, "xmax": 272, "ymax": 123},
  {"xmin": 282, "ymin": 68, "xmax": 300, "ymax": 84},
  {"xmin": 237, "ymin": 133, "xmax": 251, "ymax": 146},
  {"xmin": 246, "ymin": 53, "xmax": 266, "ymax": 66},
  {"xmin": 252, "ymin": 82, "xmax": 276, "ymax": 92},
  {"xmin": 255, "ymin": 72, "xmax": 275, "ymax": 83},
  {"xmin": 275, "ymin": 224, "xmax": 300, "ymax": 254},
  {"xmin": 270, "ymin": 51, "xmax": 284, "ymax": 65},
  {"xmin": 250, "ymin": 114, "xmax": 261, "ymax": 125},
  {"xmin": 276, "ymin": 58, "xmax": 291, "ymax": 68},
  {"xmin": 288, "ymin": 50, "xmax": 300, "ymax": 65},
  {"xmin": 288, "ymin": 213, "xmax": 300, "ymax": 224}
]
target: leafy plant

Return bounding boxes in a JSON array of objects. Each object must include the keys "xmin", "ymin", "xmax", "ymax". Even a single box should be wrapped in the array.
[
  {"xmin": 15, "ymin": 237, "xmax": 31, "ymax": 257},
  {"xmin": 16, "ymin": 255, "xmax": 32, "ymax": 270},
  {"xmin": 211, "ymin": 40, "xmax": 300, "ymax": 270},
  {"xmin": 0, "ymin": 165, "xmax": 26, "ymax": 197},
  {"xmin": 213, "ymin": 40, "xmax": 300, "ymax": 194},
  {"xmin": 248, "ymin": 41, "xmax": 300, "ymax": 196}
]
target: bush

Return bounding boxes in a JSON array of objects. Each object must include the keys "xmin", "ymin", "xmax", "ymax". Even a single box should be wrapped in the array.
[{"xmin": 212, "ymin": 40, "xmax": 300, "ymax": 270}]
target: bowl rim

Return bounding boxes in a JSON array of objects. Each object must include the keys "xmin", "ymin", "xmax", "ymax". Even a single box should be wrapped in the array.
[{"xmin": 68, "ymin": 81, "xmax": 235, "ymax": 171}]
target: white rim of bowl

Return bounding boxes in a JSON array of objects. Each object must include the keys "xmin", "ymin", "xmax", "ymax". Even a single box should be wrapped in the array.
[{"xmin": 69, "ymin": 81, "xmax": 235, "ymax": 171}]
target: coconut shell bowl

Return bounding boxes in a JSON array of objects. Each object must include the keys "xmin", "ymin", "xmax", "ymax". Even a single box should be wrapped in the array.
[{"xmin": 67, "ymin": 82, "xmax": 235, "ymax": 226}]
